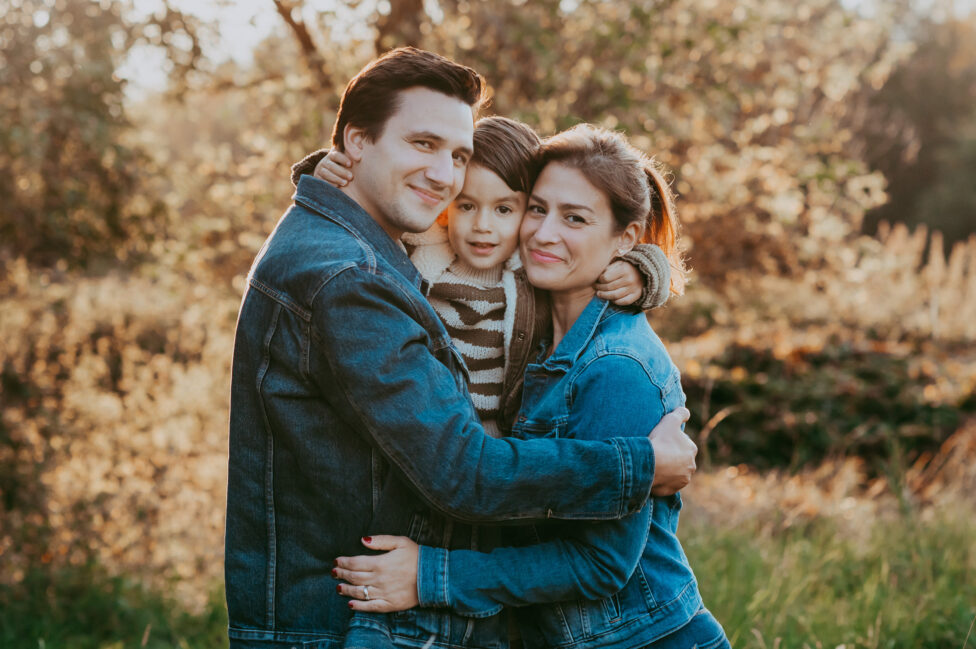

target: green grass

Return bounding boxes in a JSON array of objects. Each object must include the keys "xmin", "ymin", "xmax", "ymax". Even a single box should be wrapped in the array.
[
  {"xmin": 0, "ymin": 563, "xmax": 227, "ymax": 649},
  {"xmin": 3, "ymin": 508, "xmax": 974, "ymax": 648},
  {"xmin": 684, "ymin": 510, "xmax": 976, "ymax": 648}
]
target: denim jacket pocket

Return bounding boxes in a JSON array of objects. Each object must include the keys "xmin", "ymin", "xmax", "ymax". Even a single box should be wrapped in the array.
[{"xmin": 511, "ymin": 415, "xmax": 567, "ymax": 440}]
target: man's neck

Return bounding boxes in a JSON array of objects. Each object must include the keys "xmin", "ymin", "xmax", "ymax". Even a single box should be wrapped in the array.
[{"xmin": 338, "ymin": 182, "xmax": 404, "ymax": 242}]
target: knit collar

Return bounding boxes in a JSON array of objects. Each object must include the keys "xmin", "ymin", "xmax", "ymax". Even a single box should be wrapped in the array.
[
  {"xmin": 403, "ymin": 222, "xmax": 522, "ymax": 285},
  {"xmin": 292, "ymin": 176, "xmax": 424, "ymax": 291}
]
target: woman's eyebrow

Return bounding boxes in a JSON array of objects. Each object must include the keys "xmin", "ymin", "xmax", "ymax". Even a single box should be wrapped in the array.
[{"xmin": 557, "ymin": 202, "xmax": 594, "ymax": 213}]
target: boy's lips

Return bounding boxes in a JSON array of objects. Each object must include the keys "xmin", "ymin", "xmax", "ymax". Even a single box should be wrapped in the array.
[
  {"xmin": 528, "ymin": 248, "xmax": 562, "ymax": 263},
  {"xmin": 467, "ymin": 241, "xmax": 498, "ymax": 255}
]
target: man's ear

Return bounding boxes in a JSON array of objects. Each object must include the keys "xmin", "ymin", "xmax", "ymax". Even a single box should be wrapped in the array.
[{"xmin": 342, "ymin": 124, "xmax": 368, "ymax": 163}]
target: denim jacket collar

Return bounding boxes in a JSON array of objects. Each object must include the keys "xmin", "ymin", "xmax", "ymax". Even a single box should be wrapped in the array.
[
  {"xmin": 292, "ymin": 175, "xmax": 429, "ymax": 294},
  {"xmin": 541, "ymin": 295, "xmax": 613, "ymax": 371}
]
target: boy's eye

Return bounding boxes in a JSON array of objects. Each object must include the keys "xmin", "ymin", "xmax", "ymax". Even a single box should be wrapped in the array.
[
  {"xmin": 497, "ymin": 205, "xmax": 512, "ymax": 215},
  {"xmin": 456, "ymin": 202, "xmax": 475, "ymax": 212}
]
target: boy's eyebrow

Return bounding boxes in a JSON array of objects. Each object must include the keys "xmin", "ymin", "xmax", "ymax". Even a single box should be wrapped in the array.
[{"xmin": 407, "ymin": 130, "xmax": 474, "ymax": 158}]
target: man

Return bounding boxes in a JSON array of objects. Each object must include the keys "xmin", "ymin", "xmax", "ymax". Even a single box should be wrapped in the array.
[{"xmin": 225, "ymin": 48, "xmax": 697, "ymax": 648}]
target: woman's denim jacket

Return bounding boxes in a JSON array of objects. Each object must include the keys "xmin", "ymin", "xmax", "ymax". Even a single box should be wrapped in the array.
[
  {"xmin": 225, "ymin": 178, "xmax": 658, "ymax": 649},
  {"xmin": 416, "ymin": 298, "xmax": 703, "ymax": 649}
]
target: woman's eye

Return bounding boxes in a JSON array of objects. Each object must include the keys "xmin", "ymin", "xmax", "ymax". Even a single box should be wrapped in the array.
[
  {"xmin": 527, "ymin": 204, "xmax": 545, "ymax": 215},
  {"xmin": 566, "ymin": 213, "xmax": 586, "ymax": 225}
]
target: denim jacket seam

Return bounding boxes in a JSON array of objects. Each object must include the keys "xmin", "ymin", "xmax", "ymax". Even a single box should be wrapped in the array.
[
  {"xmin": 249, "ymin": 276, "xmax": 311, "ymax": 322},
  {"xmin": 256, "ymin": 302, "xmax": 282, "ymax": 628}
]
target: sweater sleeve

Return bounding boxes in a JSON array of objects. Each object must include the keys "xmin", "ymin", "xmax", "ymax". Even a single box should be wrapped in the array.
[
  {"xmin": 290, "ymin": 148, "xmax": 330, "ymax": 187},
  {"xmin": 621, "ymin": 243, "xmax": 671, "ymax": 311}
]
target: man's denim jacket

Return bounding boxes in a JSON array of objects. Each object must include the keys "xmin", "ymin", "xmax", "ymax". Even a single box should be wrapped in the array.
[
  {"xmin": 225, "ymin": 177, "xmax": 657, "ymax": 648},
  {"xmin": 417, "ymin": 298, "xmax": 703, "ymax": 649}
]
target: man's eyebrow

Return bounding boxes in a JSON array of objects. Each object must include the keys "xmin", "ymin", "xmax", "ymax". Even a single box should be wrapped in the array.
[{"xmin": 407, "ymin": 131, "xmax": 474, "ymax": 158}]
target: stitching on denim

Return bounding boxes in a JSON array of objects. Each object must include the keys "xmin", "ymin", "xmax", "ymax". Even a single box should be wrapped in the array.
[
  {"xmin": 249, "ymin": 277, "xmax": 311, "ymax": 322},
  {"xmin": 255, "ymin": 302, "xmax": 282, "ymax": 628}
]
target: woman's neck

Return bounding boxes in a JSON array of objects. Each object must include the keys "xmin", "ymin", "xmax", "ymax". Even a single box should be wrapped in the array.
[{"xmin": 548, "ymin": 286, "xmax": 597, "ymax": 354}]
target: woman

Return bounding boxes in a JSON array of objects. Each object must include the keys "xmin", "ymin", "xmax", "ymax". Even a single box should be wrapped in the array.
[{"xmin": 334, "ymin": 124, "xmax": 729, "ymax": 649}]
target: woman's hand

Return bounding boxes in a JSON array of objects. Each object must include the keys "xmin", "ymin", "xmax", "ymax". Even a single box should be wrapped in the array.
[
  {"xmin": 333, "ymin": 535, "xmax": 420, "ymax": 612},
  {"xmin": 314, "ymin": 149, "xmax": 354, "ymax": 187},
  {"xmin": 595, "ymin": 260, "xmax": 642, "ymax": 306}
]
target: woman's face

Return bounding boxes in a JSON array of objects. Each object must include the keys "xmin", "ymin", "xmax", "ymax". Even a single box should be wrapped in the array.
[{"xmin": 520, "ymin": 162, "xmax": 639, "ymax": 294}]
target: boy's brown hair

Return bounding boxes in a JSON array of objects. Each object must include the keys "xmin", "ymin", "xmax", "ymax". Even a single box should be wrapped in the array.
[
  {"xmin": 470, "ymin": 116, "xmax": 542, "ymax": 194},
  {"xmin": 331, "ymin": 47, "xmax": 488, "ymax": 151}
]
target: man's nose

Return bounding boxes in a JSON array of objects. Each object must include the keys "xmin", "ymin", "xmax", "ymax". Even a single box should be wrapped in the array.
[{"xmin": 425, "ymin": 152, "xmax": 454, "ymax": 188}]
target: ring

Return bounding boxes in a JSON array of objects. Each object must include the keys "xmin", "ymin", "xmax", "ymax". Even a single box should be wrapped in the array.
[{"xmin": 363, "ymin": 585, "xmax": 370, "ymax": 601}]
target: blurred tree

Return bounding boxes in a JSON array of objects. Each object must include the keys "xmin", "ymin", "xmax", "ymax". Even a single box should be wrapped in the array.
[
  {"xmin": 0, "ymin": 0, "xmax": 200, "ymax": 268},
  {"xmin": 860, "ymin": 14, "xmax": 976, "ymax": 250}
]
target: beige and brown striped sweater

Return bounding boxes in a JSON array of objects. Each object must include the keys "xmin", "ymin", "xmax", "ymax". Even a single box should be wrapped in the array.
[{"xmin": 404, "ymin": 224, "xmax": 520, "ymax": 437}]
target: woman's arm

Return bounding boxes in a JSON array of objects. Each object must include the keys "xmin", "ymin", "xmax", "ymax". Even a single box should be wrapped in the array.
[{"xmin": 336, "ymin": 356, "xmax": 679, "ymax": 615}]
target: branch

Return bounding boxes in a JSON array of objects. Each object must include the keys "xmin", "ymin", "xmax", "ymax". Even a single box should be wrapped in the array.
[{"xmin": 271, "ymin": 0, "xmax": 332, "ymax": 90}]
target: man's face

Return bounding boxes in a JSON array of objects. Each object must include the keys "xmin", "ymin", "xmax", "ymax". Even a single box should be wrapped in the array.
[{"xmin": 345, "ymin": 87, "xmax": 475, "ymax": 240}]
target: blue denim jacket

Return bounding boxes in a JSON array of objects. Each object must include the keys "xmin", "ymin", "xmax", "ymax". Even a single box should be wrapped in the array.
[
  {"xmin": 225, "ymin": 178, "xmax": 658, "ymax": 648},
  {"xmin": 418, "ymin": 297, "xmax": 702, "ymax": 649}
]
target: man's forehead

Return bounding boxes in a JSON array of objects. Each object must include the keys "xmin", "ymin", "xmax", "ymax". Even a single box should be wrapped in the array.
[{"xmin": 388, "ymin": 87, "xmax": 475, "ymax": 143}]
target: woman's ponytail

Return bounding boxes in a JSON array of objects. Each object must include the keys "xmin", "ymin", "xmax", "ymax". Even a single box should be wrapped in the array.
[{"xmin": 643, "ymin": 162, "xmax": 687, "ymax": 296}]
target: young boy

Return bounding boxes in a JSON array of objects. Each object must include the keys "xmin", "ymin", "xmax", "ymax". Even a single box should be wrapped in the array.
[{"xmin": 291, "ymin": 116, "xmax": 672, "ymax": 436}]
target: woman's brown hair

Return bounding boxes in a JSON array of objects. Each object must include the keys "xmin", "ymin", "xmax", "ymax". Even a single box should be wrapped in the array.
[{"xmin": 538, "ymin": 124, "xmax": 687, "ymax": 295}]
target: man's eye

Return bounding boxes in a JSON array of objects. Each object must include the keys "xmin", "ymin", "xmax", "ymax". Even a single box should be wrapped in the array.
[
  {"xmin": 452, "ymin": 152, "xmax": 469, "ymax": 165},
  {"xmin": 415, "ymin": 140, "xmax": 434, "ymax": 150}
]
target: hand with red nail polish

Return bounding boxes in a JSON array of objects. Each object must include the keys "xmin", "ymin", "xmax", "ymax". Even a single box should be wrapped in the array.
[{"xmin": 333, "ymin": 535, "xmax": 419, "ymax": 612}]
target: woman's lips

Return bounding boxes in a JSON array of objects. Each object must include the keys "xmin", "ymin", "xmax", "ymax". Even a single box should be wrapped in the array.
[{"xmin": 529, "ymin": 249, "xmax": 562, "ymax": 263}]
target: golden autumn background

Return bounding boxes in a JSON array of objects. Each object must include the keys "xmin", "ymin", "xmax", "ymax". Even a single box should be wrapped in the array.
[{"xmin": 1, "ymin": 0, "xmax": 975, "ymax": 646}]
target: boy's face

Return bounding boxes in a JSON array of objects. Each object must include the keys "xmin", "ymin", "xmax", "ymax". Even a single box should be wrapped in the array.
[{"xmin": 445, "ymin": 163, "xmax": 526, "ymax": 270}]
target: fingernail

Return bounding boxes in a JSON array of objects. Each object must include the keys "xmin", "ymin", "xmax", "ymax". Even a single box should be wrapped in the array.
[
  {"xmin": 336, "ymin": 585, "xmax": 342, "ymax": 594},
  {"xmin": 332, "ymin": 569, "xmax": 338, "ymax": 578},
  {"xmin": 333, "ymin": 559, "xmax": 338, "ymax": 567},
  {"xmin": 348, "ymin": 602, "xmax": 354, "ymax": 609},
  {"xmin": 362, "ymin": 536, "xmax": 372, "ymax": 544}
]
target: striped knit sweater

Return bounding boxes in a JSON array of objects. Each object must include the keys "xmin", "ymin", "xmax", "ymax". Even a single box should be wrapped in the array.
[{"xmin": 403, "ymin": 224, "xmax": 520, "ymax": 438}]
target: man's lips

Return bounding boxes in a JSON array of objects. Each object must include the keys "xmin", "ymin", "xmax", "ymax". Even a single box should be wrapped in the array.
[
  {"xmin": 409, "ymin": 185, "xmax": 445, "ymax": 206},
  {"xmin": 528, "ymin": 248, "xmax": 562, "ymax": 263}
]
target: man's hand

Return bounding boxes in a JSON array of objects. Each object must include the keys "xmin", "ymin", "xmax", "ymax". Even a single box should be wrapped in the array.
[{"xmin": 648, "ymin": 407, "xmax": 697, "ymax": 496}]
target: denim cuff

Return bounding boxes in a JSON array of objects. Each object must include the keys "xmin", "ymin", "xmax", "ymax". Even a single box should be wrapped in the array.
[
  {"xmin": 417, "ymin": 544, "xmax": 450, "ymax": 608},
  {"xmin": 615, "ymin": 436, "xmax": 655, "ymax": 516}
]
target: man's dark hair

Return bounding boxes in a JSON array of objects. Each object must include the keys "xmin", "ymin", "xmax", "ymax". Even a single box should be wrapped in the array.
[
  {"xmin": 471, "ymin": 116, "xmax": 541, "ymax": 194},
  {"xmin": 331, "ymin": 47, "xmax": 488, "ymax": 151}
]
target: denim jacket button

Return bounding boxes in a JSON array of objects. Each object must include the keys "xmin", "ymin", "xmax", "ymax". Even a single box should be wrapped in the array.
[{"xmin": 518, "ymin": 414, "xmax": 527, "ymax": 422}]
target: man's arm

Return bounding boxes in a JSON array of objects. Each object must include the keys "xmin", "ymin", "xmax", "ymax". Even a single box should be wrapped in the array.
[
  {"xmin": 416, "ymin": 356, "xmax": 675, "ymax": 614},
  {"xmin": 310, "ymin": 267, "xmax": 656, "ymax": 523}
]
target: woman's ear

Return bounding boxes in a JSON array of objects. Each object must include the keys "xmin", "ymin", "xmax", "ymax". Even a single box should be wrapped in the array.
[
  {"xmin": 615, "ymin": 221, "xmax": 642, "ymax": 256},
  {"xmin": 342, "ymin": 124, "xmax": 368, "ymax": 163}
]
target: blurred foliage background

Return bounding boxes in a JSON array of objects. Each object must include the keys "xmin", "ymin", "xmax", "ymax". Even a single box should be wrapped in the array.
[{"xmin": 1, "ymin": 0, "xmax": 974, "ymax": 646}]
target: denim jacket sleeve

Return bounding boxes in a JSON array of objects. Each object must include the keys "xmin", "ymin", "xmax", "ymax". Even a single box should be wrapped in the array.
[
  {"xmin": 417, "ymin": 355, "xmax": 669, "ymax": 614},
  {"xmin": 309, "ymin": 268, "xmax": 655, "ymax": 523}
]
